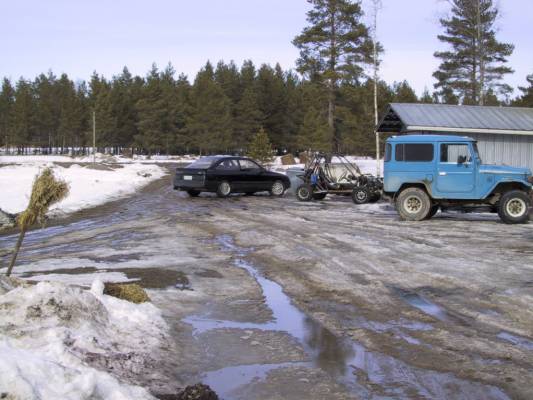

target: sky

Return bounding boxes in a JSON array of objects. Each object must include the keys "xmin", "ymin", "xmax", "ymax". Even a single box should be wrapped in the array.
[{"xmin": 1, "ymin": 0, "xmax": 532, "ymax": 96}]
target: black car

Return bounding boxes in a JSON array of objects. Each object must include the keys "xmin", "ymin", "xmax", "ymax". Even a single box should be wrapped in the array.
[{"xmin": 173, "ymin": 156, "xmax": 291, "ymax": 198}]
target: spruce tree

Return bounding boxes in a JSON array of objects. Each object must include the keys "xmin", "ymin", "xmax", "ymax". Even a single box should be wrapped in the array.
[
  {"xmin": 293, "ymin": 0, "xmax": 374, "ymax": 151},
  {"xmin": 513, "ymin": 75, "xmax": 533, "ymax": 108},
  {"xmin": 433, "ymin": 0, "xmax": 514, "ymax": 105},
  {"xmin": 247, "ymin": 127, "xmax": 273, "ymax": 164},
  {"xmin": 12, "ymin": 79, "xmax": 35, "ymax": 153}
]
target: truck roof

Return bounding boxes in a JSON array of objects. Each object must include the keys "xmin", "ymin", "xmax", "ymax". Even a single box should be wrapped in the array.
[{"xmin": 387, "ymin": 134, "xmax": 474, "ymax": 143}]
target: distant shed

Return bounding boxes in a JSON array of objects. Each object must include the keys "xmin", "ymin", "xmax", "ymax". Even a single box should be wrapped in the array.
[{"xmin": 377, "ymin": 103, "xmax": 533, "ymax": 171}]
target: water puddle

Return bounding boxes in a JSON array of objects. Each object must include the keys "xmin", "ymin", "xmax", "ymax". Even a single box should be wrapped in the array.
[
  {"xmin": 183, "ymin": 235, "xmax": 509, "ymax": 400},
  {"xmin": 401, "ymin": 292, "xmax": 448, "ymax": 321},
  {"xmin": 497, "ymin": 331, "xmax": 533, "ymax": 351}
]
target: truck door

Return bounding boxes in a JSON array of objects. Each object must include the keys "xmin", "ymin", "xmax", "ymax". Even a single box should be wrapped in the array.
[{"xmin": 436, "ymin": 143, "xmax": 475, "ymax": 195}]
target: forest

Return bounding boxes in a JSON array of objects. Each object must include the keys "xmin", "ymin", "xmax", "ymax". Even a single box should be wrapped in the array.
[{"xmin": 1, "ymin": 0, "xmax": 532, "ymax": 156}]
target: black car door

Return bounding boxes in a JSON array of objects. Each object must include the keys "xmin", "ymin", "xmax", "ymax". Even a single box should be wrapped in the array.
[
  {"xmin": 238, "ymin": 159, "xmax": 269, "ymax": 191},
  {"xmin": 212, "ymin": 159, "xmax": 242, "ymax": 189}
]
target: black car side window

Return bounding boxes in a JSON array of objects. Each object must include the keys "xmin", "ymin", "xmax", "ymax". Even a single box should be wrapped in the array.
[
  {"xmin": 239, "ymin": 159, "xmax": 261, "ymax": 170},
  {"xmin": 216, "ymin": 159, "xmax": 240, "ymax": 170}
]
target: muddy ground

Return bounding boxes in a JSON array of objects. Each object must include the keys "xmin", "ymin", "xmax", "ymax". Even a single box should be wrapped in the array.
[{"xmin": 1, "ymin": 169, "xmax": 532, "ymax": 399}]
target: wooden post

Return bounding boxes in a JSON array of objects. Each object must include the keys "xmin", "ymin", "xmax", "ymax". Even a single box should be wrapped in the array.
[{"xmin": 92, "ymin": 111, "xmax": 96, "ymax": 164}]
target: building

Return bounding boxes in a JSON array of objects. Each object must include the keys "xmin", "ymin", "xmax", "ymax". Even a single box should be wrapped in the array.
[{"xmin": 377, "ymin": 103, "xmax": 533, "ymax": 171}]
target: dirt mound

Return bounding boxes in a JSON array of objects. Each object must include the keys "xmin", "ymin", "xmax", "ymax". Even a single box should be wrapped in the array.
[
  {"xmin": 157, "ymin": 384, "xmax": 219, "ymax": 400},
  {"xmin": 104, "ymin": 282, "xmax": 150, "ymax": 303}
]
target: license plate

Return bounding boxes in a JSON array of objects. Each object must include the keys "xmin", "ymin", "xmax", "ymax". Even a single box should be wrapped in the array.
[{"xmin": 183, "ymin": 175, "xmax": 193, "ymax": 181}]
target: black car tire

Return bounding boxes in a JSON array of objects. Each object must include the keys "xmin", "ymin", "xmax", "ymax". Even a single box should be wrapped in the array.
[
  {"xmin": 296, "ymin": 184, "xmax": 313, "ymax": 202},
  {"xmin": 498, "ymin": 190, "xmax": 530, "ymax": 224},
  {"xmin": 187, "ymin": 189, "xmax": 200, "ymax": 197},
  {"xmin": 270, "ymin": 180, "xmax": 285, "ymax": 197},
  {"xmin": 312, "ymin": 192, "xmax": 327, "ymax": 200},
  {"xmin": 216, "ymin": 181, "xmax": 232, "ymax": 198},
  {"xmin": 396, "ymin": 187, "xmax": 432, "ymax": 221},
  {"xmin": 352, "ymin": 187, "xmax": 370, "ymax": 204}
]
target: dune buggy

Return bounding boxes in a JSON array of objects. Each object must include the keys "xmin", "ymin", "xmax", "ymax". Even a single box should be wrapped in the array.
[{"xmin": 295, "ymin": 153, "xmax": 383, "ymax": 204}]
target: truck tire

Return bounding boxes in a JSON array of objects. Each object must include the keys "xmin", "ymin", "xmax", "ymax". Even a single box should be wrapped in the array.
[
  {"xmin": 396, "ymin": 187, "xmax": 432, "ymax": 221},
  {"xmin": 216, "ymin": 181, "xmax": 232, "ymax": 198},
  {"xmin": 498, "ymin": 190, "xmax": 530, "ymax": 224},
  {"xmin": 352, "ymin": 187, "xmax": 370, "ymax": 204},
  {"xmin": 187, "ymin": 189, "xmax": 200, "ymax": 197},
  {"xmin": 296, "ymin": 184, "xmax": 313, "ymax": 202}
]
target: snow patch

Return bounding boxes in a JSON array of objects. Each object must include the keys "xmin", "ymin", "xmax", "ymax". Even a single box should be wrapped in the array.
[{"xmin": 0, "ymin": 279, "xmax": 169, "ymax": 399}]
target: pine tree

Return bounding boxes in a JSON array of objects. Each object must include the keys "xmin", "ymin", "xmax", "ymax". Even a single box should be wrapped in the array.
[
  {"xmin": 433, "ymin": 0, "xmax": 514, "ymax": 105},
  {"xmin": 393, "ymin": 81, "xmax": 418, "ymax": 103},
  {"xmin": 0, "ymin": 78, "xmax": 15, "ymax": 151},
  {"xmin": 293, "ymin": 0, "xmax": 374, "ymax": 151},
  {"xmin": 247, "ymin": 127, "xmax": 273, "ymax": 164},
  {"xmin": 12, "ymin": 79, "xmax": 36, "ymax": 153},
  {"xmin": 297, "ymin": 107, "xmax": 331, "ymax": 152},
  {"xmin": 513, "ymin": 75, "xmax": 533, "ymax": 108},
  {"xmin": 186, "ymin": 62, "xmax": 233, "ymax": 154}
]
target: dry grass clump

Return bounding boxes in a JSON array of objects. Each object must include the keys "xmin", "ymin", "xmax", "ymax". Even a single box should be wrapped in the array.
[
  {"xmin": 280, "ymin": 153, "xmax": 296, "ymax": 165},
  {"xmin": 103, "ymin": 282, "xmax": 150, "ymax": 303},
  {"xmin": 6, "ymin": 168, "xmax": 69, "ymax": 276}
]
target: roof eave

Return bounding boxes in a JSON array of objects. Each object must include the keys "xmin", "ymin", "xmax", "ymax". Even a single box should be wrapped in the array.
[{"xmin": 405, "ymin": 125, "xmax": 533, "ymax": 136}]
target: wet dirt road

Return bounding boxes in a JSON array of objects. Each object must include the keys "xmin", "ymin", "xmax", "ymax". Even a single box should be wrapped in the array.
[{"xmin": 1, "ymin": 171, "xmax": 533, "ymax": 399}]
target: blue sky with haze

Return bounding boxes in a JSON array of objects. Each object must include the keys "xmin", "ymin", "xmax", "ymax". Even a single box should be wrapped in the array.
[{"xmin": 2, "ymin": 0, "xmax": 532, "ymax": 96}]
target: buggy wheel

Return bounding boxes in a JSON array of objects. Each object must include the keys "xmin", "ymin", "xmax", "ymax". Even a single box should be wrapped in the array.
[
  {"xmin": 352, "ymin": 187, "xmax": 370, "ymax": 204},
  {"xmin": 187, "ymin": 189, "xmax": 200, "ymax": 197},
  {"xmin": 296, "ymin": 185, "xmax": 313, "ymax": 202},
  {"xmin": 312, "ymin": 192, "xmax": 327, "ymax": 200},
  {"xmin": 216, "ymin": 181, "xmax": 232, "ymax": 198}
]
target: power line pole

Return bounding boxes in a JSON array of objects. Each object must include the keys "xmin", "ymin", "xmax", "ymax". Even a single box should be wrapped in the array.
[
  {"xmin": 92, "ymin": 110, "xmax": 96, "ymax": 165},
  {"xmin": 371, "ymin": 0, "xmax": 382, "ymax": 176}
]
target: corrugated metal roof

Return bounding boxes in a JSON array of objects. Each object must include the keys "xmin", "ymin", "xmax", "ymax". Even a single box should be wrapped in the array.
[{"xmin": 378, "ymin": 103, "xmax": 533, "ymax": 135}]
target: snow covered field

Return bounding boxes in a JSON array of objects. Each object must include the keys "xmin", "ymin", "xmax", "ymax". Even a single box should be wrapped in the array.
[
  {"xmin": 0, "ymin": 278, "xmax": 168, "ymax": 399},
  {"xmin": 0, "ymin": 157, "xmax": 167, "ymax": 215}
]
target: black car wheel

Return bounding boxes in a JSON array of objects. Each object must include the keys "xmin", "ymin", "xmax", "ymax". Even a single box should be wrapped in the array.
[
  {"xmin": 296, "ymin": 184, "xmax": 313, "ymax": 202},
  {"xmin": 352, "ymin": 187, "xmax": 370, "ymax": 204},
  {"xmin": 187, "ymin": 190, "xmax": 200, "ymax": 197},
  {"xmin": 498, "ymin": 190, "xmax": 530, "ymax": 224},
  {"xmin": 270, "ymin": 180, "xmax": 285, "ymax": 197},
  {"xmin": 216, "ymin": 181, "xmax": 232, "ymax": 198}
]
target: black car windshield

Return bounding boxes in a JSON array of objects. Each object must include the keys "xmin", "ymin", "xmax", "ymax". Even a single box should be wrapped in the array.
[{"xmin": 186, "ymin": 156, "xmax": 221, "ymax": 169}]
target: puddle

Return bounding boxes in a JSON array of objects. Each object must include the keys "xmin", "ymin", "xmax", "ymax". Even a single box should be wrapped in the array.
[
  {"xmin": 184, "ymin": 235, "xmax": 510, "ymax": 400},
  {"xmin": 497, "ymin": 331, "xmax": 533, "ymax": 351},
  {"xmin": 400, "ymin": 291, "xmax": 448, "ymax": 321}
]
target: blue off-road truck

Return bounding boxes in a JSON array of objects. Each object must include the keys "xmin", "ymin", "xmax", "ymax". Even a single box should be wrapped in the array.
[{"xmin": 383, "ymin": 135, "xmax": 533, "ymax": 224}]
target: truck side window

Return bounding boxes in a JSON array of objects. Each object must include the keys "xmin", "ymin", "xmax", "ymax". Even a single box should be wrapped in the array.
[
  {"xmin": 384, "ymin": 144, "xmax": 392, "ymax": 162},
  {"xmin": 395, "ymin": 143, "xmax": 433, "ymax": 162},
  {"xmin": 440, "ymin": 144, "xmax": 470, "ymax": 163}
]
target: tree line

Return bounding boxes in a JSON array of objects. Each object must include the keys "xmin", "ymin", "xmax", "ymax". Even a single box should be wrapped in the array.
[{"xmin": 0, "ymin": 0, "xmax": 531, "ymax": 156}]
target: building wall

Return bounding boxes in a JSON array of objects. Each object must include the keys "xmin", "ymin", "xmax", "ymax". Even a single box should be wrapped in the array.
[{"xmin": 411, "ymin": 131, "xmax": 533, "ymax": 171}]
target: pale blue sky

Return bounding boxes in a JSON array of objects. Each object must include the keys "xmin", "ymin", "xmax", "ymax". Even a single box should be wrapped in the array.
[{"xmin": 1, "ymin": 0, "xmax": 532, "ymax": 96}]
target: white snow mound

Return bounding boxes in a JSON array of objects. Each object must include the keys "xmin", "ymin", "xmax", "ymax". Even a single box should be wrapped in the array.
[{"xmin": 0, "ymin": 279, "xmax": 167, "ymax": 399}]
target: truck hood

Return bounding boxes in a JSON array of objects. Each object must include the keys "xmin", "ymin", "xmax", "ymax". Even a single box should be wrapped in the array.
[{"xmin": 479, "ymin": 164, "xmax": 532, "ymax": 176}]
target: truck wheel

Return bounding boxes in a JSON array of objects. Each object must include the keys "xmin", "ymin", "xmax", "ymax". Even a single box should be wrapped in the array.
[
  {"xmin": 312, "ymin": 192, "xmax": 327, "ymax": 200},
  {"xmin": 498, "ymin": 190, "xmax": 530, "ymax": 224},
  {"xmin": 270, "ymin": 180, "xmax": 285, "ymax": 197},
  {"xmin": 216, "ymin": 181, "xmax": 232, "ymax": 198},
  {"xmin": 296, "ymin": 185, "xmax": 313, "ymax": 202},
  {"xmin": 352, "ymin": 187, "xmax": 370, "ymax": 204},
  {"xmin": 187, "ymin": 189, "xmax": 200, "ymax": 197},
  {"xmin": 425, "ymin": 205, "xmax": 440, "ymax": 220},
  {"xmin": 396, "ymin": 187, "xmax": 432, "ymax": 221}
]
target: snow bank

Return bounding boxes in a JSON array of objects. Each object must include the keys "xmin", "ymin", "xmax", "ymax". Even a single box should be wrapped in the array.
[
  {"xmin": 0, "ymin": 153, "xmax": 198, "ymax": 165},
  {"xmin": 0, "ymin": 278, "xmax": 168, "ymax": 399},
  {"xmin": 0, "ymin": 162, "xmax": 166, "ymax": 214}
]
